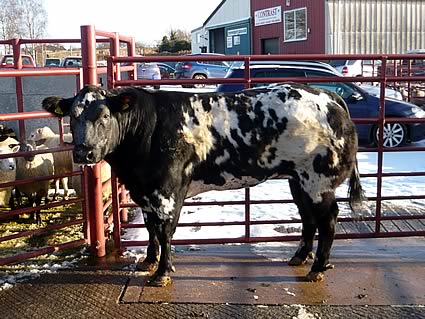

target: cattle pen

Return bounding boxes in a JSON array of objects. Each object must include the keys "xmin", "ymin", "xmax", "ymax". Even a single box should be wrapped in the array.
[{"xmin": 0, "ymin": 25, "xmax": 425, "ymax": 272}]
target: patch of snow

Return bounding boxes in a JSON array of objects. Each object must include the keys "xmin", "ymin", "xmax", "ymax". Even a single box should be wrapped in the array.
[
  {"xmin": 0, "ymin": 249, "xmax": 85, "ymax": 291},
  {"xmin": 292, "ymin": 305, "xmax": 320, "ymax": 319}
]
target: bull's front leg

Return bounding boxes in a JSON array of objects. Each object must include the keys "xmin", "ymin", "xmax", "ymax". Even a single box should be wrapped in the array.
[
  {"xmin": 136, "ymin": 212, "xmax": 159, "ymax": 272},
  {"xmin": 144, "ymin": 190, "xmax": 184, "ymax": 287}
]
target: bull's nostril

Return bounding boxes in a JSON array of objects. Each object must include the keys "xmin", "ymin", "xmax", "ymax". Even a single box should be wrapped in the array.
[{"xmin": 86, "ymin": 151, "xmax": 94, "ymax": 162}]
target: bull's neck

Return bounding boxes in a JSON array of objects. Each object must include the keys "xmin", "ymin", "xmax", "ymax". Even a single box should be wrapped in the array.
[{"xmin": 113, "ymin": 101, "xmax": 157, "ymax": 156}]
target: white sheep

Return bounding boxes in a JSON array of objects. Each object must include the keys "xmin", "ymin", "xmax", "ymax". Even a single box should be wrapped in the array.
[
  {"xmin": 0, "ymin": 137, "xmax": 19, "ymax": 208},
  {"xmin": 28, "ymin": 126, "xmax": 73, "ymax": 200},
  {"xmin": 12, "ymin": 142, "xmax": 54, "ymax": 224},
  {"xmin": 0, "ymin": 147, "xmax": 17, "ymax": 207}
]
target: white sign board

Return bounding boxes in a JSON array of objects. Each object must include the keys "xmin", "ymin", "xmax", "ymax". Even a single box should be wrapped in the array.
[
  {"xmin": 228, "ymin": 27, "xmax": 248, "ymax": 37},
  {"xmin": 254, "ymin": 6, "xmax": 282, "ymax": 27},
  {"xmin": 227, "ymin": 36, "xmax": 233, "ymax": 48}
]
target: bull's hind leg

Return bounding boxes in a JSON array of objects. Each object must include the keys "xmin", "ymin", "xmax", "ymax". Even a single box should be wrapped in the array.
[
  {"xmin": 136, "ymin": 212, "xmax": 160, "ymax": 272},
  {"xmin": 288, "ymin": 180, "xmax": 316, "ymax": 266},
  {"xmin": 307, "ymin": 192, "xmax": 339, "ymax": 282}
]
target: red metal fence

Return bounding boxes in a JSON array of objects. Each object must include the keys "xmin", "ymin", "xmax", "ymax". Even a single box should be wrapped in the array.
[{"xmin": 1, "ymin": 25, "xmax": 425, "ymax": 267}]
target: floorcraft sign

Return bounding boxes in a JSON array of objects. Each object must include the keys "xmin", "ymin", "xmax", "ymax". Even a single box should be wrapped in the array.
[{"xmin": 254, "ymin": 6, "xmax": 282, "ymax": 26}]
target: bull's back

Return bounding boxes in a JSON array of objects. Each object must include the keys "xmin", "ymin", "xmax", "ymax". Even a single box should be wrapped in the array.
[{"xmin": 186, "ymin": 87, "xmax": 356, "ymax": 198}]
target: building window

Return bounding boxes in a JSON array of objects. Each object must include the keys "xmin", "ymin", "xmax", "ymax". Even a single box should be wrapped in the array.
[{"xmin": 284, "ymin": 7, "xmax": 307, "ymax": 42}]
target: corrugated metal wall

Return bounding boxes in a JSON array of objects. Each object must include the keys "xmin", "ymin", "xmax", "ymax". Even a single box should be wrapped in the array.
[{"xmin": 326, "ymin": 0, "xmax": 425, "ymax": 54}]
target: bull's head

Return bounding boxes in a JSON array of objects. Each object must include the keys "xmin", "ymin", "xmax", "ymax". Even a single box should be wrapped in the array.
[{"xmin": 42, "ymin": 85, "xmax": 137, "ymax": 164}]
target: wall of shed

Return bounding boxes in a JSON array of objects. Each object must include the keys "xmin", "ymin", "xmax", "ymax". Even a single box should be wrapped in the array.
[
  {"xmin": 251, "ymin": 0, "xmax": 326, "ymax": 54},
  {"xmin": 191, "ymin": 0, "xmax": 250, "ymax": 54},
  {"xmin": 326, "ymin": 0, "xmax": 425, "ymax": 54}
]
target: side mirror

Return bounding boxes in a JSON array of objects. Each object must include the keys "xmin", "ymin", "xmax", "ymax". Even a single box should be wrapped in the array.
[{"xmin": 349, "ymin": 92, "xmax": 363, "ymax": 102}]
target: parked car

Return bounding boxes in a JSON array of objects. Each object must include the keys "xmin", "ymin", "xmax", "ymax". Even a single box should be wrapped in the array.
[
  {"xmin": 216, "ymin": 62, "xmax": 425, "ymax": 148},
  {"xmin": 157, "ymin": 62, "xmax": 175, "ymax": 79},
  {"xmin": 137, "ymin": 62, "xmax": 161, "ymax": 89},
  {"xmin": 174, "ymin": 53, "xmax": 230, "ymax": 88},
  {"xmin": 44, "ymin": 58, "xmax": 61, "ymax": 67},
  {"xmin": 61, "ymin": 56, "xmax": 82, "ymax": 67},
  {"xmin": 0, "ymin": 54, "xmax": 36, "ymax": 68},
  {"xmin": 329, "ymin": 59, "xmax": 380, "ymax": 77}
]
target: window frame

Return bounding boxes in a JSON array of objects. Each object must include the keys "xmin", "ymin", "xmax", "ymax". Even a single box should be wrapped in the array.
[{"xmin": 283, "ymin": 7, "xmax": 307, "ymax": 43}]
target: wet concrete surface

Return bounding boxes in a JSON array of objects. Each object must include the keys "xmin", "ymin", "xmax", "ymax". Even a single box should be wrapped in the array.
[
  {"xmin": 123, "ymin": 237, "xmax": 425, "ymax": 306},
  {"xmin": 1, "ymin": 237, "xmax": 425, "ymax": 318}
]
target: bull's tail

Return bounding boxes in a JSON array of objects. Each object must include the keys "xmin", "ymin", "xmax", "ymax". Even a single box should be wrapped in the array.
[{"xmin": 348, "ymin": 159, "xmax": 366, "ymax": 213}]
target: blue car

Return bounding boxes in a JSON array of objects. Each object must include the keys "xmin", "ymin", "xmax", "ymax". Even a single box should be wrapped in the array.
[
  {"xmin": 216, "ymin": 62, "xmax": 425, "ymax": 148},
  {"xmin": 175, "ymin": 53, "xmax": 230, "ymax": 88}
]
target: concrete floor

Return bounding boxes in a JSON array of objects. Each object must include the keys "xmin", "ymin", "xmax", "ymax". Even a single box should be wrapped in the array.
[
  {"xmin": 1, "ymin": 237, "xmax": 425, "ymax": 318},
  {"xmin": 123, "ymin": 237, "xmax": 425, "ymax": 306}
]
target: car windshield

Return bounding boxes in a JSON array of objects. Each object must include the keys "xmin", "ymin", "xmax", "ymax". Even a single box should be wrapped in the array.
[
  {"xmin": 2, "ymin": 56, "xmax": 32, "ymax": 65},
  {"xmin": 65, "ymin": 58, "xmax": 81, "ymax": 66},
  {"xmin": 328, "ymin": 60, "xmax": 347, "ymax": 67}
]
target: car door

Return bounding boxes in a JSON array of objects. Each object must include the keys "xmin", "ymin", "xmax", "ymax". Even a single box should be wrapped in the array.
[
  {"xmin": 205, "ymin": 61, "xmax": 229, "ymax": 78},
  {"xmin": 309, "ymin": 82, "xmax": 373, "ymax": 141}
]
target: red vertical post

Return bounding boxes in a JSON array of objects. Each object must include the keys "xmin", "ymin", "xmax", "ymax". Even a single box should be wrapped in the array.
[
  {"xmin": 244, "ymin": 56, "xmax": 251, "ymax": 89},
  {"xmin": 113, "ymin": 33, "xmax": 121, "ymax": 82},
  {"xmin": 12, "ymin": 39, "xmax": 26, "ymax": 141},
  {"xmin": 375, "ymin": 57, "xmax": 387, "ymax": 235},
  {"xmin": 127, "ymin": 38, "xmax": 136, "ymax": 80},
  {"xmin": 81, "ymin": 25, "xmax": 106, "ymax": 257},
  {"xmin": 244, "ymin": 188, "xmax": 251, "ymax": 242},
  {"xmin": 111, "ymin": 171, "xmax": 122, "ymax": 253}
]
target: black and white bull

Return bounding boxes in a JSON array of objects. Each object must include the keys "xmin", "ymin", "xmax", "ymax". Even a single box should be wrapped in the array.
[{"xmin": 42, "ymin": 83, "xmax": 364, "ymax": 286}]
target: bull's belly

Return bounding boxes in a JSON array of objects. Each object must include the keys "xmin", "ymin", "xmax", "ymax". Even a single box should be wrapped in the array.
[{"xmin": 186, "ymin": 173, "xmax": 289, "ymax": 198}]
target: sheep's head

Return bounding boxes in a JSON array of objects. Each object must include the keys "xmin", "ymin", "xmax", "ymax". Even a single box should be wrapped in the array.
[
  {"xmin": 11, "ymin": 143, "xmax": 36, "ymax": 169},
  {"xmin": 0, "ymin": 148, "xmax": 16, "ymax": 171}
]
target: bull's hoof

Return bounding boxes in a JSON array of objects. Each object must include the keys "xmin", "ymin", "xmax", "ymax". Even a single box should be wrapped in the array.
[
  {"xmin": 324, "ymin": 263, "xmax": 335, "ymax": 270},
  {"xmin": 147, "ymin": 275, "xmax": 173, "ymax": 287},
  {"xmin": 288, "ymin": 256, "xmax": 306, "ymax": 266},
  {"xmin": 136, "ymin": 260, "xmax": 158, "ymax": 273},
  {"xmin": 306, "ymin": 271, "xmax": 325, "ymax": 282},
  {"xmin": 288, "ymin": 252, "xmax": 314, "ymax": 266}
]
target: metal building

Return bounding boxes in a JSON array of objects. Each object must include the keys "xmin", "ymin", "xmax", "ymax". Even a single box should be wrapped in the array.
[
  {"xmin": 191, "ymin": 0, "xmax": 251, "ymax": 55},
  {"xmin": 194, "ymin": 0, "xmax": 425, "ymax": 55},
  {"xmin": 327, "ymin": 0, "xmax": 425, "ymax": 54}
]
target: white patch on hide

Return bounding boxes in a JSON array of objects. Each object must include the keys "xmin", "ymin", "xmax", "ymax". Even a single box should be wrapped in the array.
[{"xmin": 180, "ymin": 97, "xmax": 215, "ymax": 161}]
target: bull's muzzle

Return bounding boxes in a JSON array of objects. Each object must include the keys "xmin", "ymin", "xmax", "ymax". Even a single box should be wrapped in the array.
[{"xmin": 74, "ymin": 145, "xmax": 95, "ymax": 164}]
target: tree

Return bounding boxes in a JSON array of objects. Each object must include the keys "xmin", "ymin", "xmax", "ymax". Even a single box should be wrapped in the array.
[
  {"xmin": 0, "ymin": 0, "xmax": 46, "ymax": 40},
  {"xmin": 158, "ymin": 29, "xmax": 191, "ymax": 54},
  {"xmin": 0, "ymin": 0, "xmax": 47, "ymax": 56},
  {"xmin": 0, "ymin": 0, "xmax": 22, "ymax": 41},
  {"xmin": 19, "ymin": 0, "xmax": 47, "ymax": 39}
]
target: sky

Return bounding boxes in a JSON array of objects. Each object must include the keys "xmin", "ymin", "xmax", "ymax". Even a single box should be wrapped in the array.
[{"xmin": 43, "ymin": 0, "xmax": 223, "ymax": 46}]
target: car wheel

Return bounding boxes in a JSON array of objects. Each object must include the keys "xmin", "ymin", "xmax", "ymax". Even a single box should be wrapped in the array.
[
  {"xmin": 373, "ymin": 123, "xmax": 408, "ymax": 148},
  {"xmin": 193, "ymin": 74, "xmax": 207, "ymax": 88}
]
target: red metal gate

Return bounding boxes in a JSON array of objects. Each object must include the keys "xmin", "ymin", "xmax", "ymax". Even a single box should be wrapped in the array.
[{"xmin": 1, "ymin": 25, "xmax": 425, "ymax": 267}]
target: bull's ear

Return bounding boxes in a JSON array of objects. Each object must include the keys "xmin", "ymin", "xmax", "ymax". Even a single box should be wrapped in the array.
[
  {"xmin": 42, "ymin": 96, "xmax": 74, "ymax": 117},
  {"xmin": 108, "ymin": 91, "xmax": 138, "ymax": 113}
]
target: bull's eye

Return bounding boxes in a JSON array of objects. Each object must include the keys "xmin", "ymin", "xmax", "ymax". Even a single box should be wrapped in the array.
[{"xmin": 103, "ymin": 113, "xmax": 110, "ymax": 120}]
